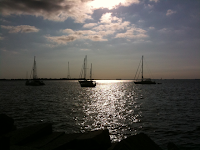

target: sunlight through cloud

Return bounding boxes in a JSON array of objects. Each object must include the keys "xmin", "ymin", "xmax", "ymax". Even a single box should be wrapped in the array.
[{"xmin": 88, "ymin": 0, "xmax": 139, "ymax": 9}]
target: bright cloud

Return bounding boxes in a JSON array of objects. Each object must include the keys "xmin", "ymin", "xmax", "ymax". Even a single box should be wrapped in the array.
[
  {"xmin": 166, "ymin": 9, "xmax": 176, "ymax": 16},
  {"xmin": 47, "ymin": 12, "xmax": 148, "ymax": 44},
  {"xmin": 88, "ymin": 0, "xmax": 139, "ymax": 9},
  {"xmin": 1, "ymin": 25, "xmax": 39, "ymax": 33},
  {"xmin": 83, "ymin": 23, "xmax": 98, "ymax": 28},
  {"xmin": 62, "ymin": 29, "xmax": 75, "ymax": 34}
]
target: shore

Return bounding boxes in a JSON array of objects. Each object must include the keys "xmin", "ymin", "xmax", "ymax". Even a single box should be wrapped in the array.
[{"xmin": 0, "ymin": 114, "xmax": 179, "ymax": 150}]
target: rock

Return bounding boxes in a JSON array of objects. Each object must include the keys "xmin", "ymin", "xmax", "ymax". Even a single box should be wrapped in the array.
[
  {"xmin": 10, "ymin": 145, "xmax": 39, "ymax": 150},
  {"xmin": 68, "ymin": 129, "xmax": 111, "ymax": 150},
  {"xmin": 167, "ymin": 142, "xmax": 179, "ymax": 150},
  {"xmin": 24, "ymin": 132, "xmax": 65, "ymax": 149},
  {"xmin": 8, "ymin": 123, "xmax": 52, "ymax": 145},
  {"xmin": 1, "ymin": 115, "xmax": 175, "ymax": 150},
  {"xmin": 0, "ymin": 114, "xmax": 15, "ymax": 135},
  {"xmin": 111, "ymin": 133, "xmax": 162, "ymax": 150},
  {"xmin": 0, "ymin": 135, "xmax": 10, "ymax": 150},
  {"xmin": 41, "ymin": 133, "xmax": 82, "ymax": 150}
]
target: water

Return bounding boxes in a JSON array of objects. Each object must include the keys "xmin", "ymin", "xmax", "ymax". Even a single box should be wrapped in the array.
[{"xmin": 0, "ymin": 79, "xmax": 200, "ymax": 149}]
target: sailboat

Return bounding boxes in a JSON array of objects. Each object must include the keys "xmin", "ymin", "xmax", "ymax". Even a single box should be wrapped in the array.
[
  {"xmin": 134, "ymin": 55, "xmax": 156, "ymax": 84},
  {"xmin": 79, "ymin": 55, "xmax": 96, "ymax": 87},
  {"xmin": 25, "ymin": 56, "xmax": 45, "ymax": 86}
]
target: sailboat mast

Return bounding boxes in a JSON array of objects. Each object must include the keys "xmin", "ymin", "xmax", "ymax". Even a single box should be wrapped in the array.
[
  {"xmin": 33, "ymin": 56, "xmax": 37, "ymax": 79},
  {"xmin": 84, "ymin": 55, "xmax": 87, "ymax": 79},
  {"xmin": 90, "ymin": 63, "xmax": 92, "ymax": 80},
  {"xmin": 142, "ymin": 55, "xmax": 143, "ymax": 81},
  {"xmin": 67, "ymin": 61, "xmax": 71, "ymax": 79}
]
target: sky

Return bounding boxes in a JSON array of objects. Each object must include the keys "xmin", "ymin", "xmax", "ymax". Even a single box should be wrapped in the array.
[{"xmin": 0, "ymin": 0, "xmax": 200, "ymax": 79}]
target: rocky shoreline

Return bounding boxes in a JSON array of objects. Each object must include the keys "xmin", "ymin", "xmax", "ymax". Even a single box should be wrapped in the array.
[{"xmin": 0, "ymin": 114, "xmax": 179, "ymax": 150}]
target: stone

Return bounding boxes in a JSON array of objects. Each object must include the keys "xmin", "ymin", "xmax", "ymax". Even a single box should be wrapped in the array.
[
  {"xmin": 41, "ymin": 133, "xmax": 82, "ymax": 150},
  {"xmin": 167, "ymin": 142, "xmax": 179, "ymax": 150},
  {"xmin": 0, "ymin": 135, "xmax": 10, "ymax": 150},
  {"xmin": 24, "ymin": 132, "xmax": 65, "ymax": 148},
  {"xmin": 8, "ymin": 123, "xmax": 52, "ymax": 145},
  {"xmin": 0, "ymin": 114, "xmax": 15, "ymax": 135},
  {"xmin": 68, "ymin": 129, "xmax": 111, "ymax": 150},
  {"xmin": 111, "ymin": 133, "xmax": 162, "ymax": 150}
]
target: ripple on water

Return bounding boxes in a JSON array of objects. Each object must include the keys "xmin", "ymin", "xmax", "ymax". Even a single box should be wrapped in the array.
[{"xmin": 0, "ymin": 80, "xmax": 200, "ymax": 149}]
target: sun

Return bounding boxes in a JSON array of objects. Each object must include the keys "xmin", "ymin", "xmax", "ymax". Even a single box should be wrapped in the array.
[{"xmin": 88, "ymin": 0, "xmax": 126, "ymax": 9}]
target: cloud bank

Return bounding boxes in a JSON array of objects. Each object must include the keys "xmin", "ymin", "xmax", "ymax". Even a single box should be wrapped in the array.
[
  {"xmin": 0, "ymin": 0, "xmax": 140, "ymax": 23},
  {"xmin": 46, "ymin": 12, "xmax": 148, "ymax": 44}
]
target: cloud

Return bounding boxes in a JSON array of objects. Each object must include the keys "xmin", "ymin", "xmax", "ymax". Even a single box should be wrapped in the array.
[
  {"xmin": 0, "ymin": 0, "xmax": 140, "ymax": 23},
  {"xmin": 88, "ymin": 0, "xmax": 140, "ymax": 9},
  {"xmin": 1, "ymin": 48, "xmax": 18, "ymax": 54},
  {"xmin": 158, "ymin": 28, "xmax": 169, "ymax": 33},
  {"xmin": 115, "ymin": 27, "xmax": 148, "ymax": 39},
  {"xmin": 46, "ymin": 12, "xmax": 148, "ymax": 44},
  {"xmin": 46, "ymin": 28, "xmax": 107, "ymax": 44},
  {"xmin": 149, "ymin": 27, "xmax": 155, "ymax": 30},
  {"xmin": 1, "ymin": 25, "xmax": 39, "ymax": 33},
  {"xmin": 93, "ymin": 13, "xmax": 129, "ymax": 32},
  {"xmin": 83, "ymin": 23, "xmax": 97, "ymax": 28},
  {"xmin": 166, "ymin": 9, "xmax": 176, "ymax": 16},
  {"xmin": 45, "ymin": 35, "xmax": 78, "ymax": 44},
  {"xmin": 84, "ymin": 35, "xmax": 107, "ymax": 41},
  {"xmin": 74, "ymin": 30, "xmax": 96, "ymax": 36},
  {"xmin": 0, "ymin": 18, "xmax": 10, "ymax": 23},
  {"xmin": 149, "ymin": 0, "xmax": 159, "ymax": 3},
  {"xmin": 62, "ymin": 29, "xmax": 75, "ymax": 34},
  {"xmin": 0, "ymin": 0, "xmax": 93, "ymax": 23},
  {"xmin": 147, "ymin": 4, "xmax": 154, "ymax": 9}
]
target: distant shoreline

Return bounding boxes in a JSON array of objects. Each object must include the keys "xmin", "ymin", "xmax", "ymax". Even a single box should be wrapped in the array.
[{"xmin": 0, "ymin": 78, "xmax": 199, "ymax": 81}]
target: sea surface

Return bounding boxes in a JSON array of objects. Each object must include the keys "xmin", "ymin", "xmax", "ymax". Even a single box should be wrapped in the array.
[{"xmin": 0, "ymin": 79, "xmax": 200, "ymax": 149}]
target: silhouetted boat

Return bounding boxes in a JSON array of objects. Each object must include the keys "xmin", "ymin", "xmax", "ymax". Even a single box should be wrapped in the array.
[
  {"xmin": 134, "ymin": 56, "xmax": 156, "ymax": 84},
  {"xmin": 26, "ymin": 56, "xmax": 45, "ymax": 86},
  {"xmin": 79, "ymin": 55, "xmax": 96, "ymax": 87}
]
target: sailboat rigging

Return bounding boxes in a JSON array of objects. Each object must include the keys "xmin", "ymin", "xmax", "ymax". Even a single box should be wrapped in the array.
[
  {"xmin": 134, "ymin": 55, "xmax": 156, "ymax": 84},
  {"xmin": 79, "ymin": 55, "xmax": 96, "ymax": 87},
  {"xmin": 26, "ymin": 56, "xmax": 45, "ymax": 86}
]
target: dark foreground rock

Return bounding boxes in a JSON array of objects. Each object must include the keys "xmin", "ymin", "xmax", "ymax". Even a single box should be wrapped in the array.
[
  {"xmin": 167, "ymin": 142, "xmax": 180, "ymax": 150},
  {"xmin": 0, "ymin": 114, "xmax": 177, "ymax": 150},
  {"xmin": 0, "ymin": 114, "xmax": 15, "ymax": 135}
]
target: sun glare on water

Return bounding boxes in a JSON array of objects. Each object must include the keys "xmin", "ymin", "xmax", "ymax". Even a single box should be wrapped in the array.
[{"xmin": 88, "ymin": 0, "xmax": 126, "ymax": 9}]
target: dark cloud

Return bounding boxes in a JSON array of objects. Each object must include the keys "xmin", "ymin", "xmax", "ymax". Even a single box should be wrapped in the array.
[{"xmin": 0, "ymin": 0, "xmax": 92, "ymax": 22}]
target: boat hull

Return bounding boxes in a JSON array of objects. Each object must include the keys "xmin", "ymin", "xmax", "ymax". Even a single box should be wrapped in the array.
[
  {"xmin": 26, "ymin": 80, "xmax": 45, "ymax": 86},
  {"xmin": 134, "ymin": 81, "xmax": 156, "ymax": 84},
  {"xmin": 79, "ymin": 80, "xmax": 96, "ymax": 87}
]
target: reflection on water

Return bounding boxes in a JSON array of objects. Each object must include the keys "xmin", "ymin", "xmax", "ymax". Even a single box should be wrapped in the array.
[{"xmin": 76, "ymin": 80, "xmax": 143, "ymax": 142}]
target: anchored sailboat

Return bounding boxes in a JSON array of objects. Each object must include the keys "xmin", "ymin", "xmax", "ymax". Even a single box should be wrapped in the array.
[
  {"xmin": 134, "ymin": 55, "xmax": 156, "ymax": 84},
  {"xmin": 26, "ymin": 56, "xmax": 45, "ymax": 86},
  {"xmin": 79, "ymin": 55, "xmax": 96, "ymax": 87}
]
